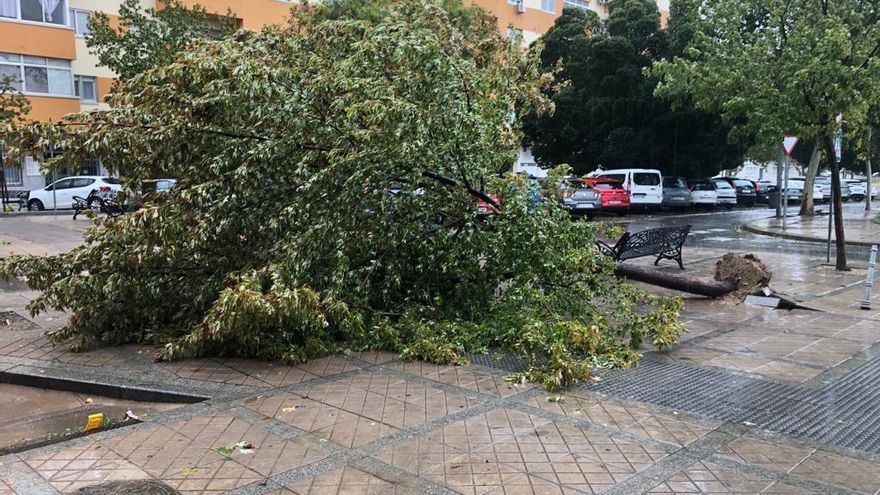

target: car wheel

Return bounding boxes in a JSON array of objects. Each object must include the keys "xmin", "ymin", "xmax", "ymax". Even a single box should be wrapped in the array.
[
  {"xmin": 27, "ymin": 199, "xmax": 44, "ymax": 211},
  {"xmin": 87, "ymin": 198, "xmax": 103, "ymax": 211}
]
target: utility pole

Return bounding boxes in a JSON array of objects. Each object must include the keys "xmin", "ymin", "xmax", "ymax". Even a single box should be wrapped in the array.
[{"xmin": 867, "ymin": 126, "xmax": 873, "ymax": 212}]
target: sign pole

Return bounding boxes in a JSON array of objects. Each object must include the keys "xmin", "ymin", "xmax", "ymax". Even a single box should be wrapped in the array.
[
  {"xmin": 783, "ymin": 152, "xmax": 790, "ymax": 230},
  {"xmin": 827, "ymin": 185, "xmax": 834, "ymax": 263}
]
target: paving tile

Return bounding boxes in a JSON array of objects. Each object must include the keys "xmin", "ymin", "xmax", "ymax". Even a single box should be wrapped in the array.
[
  {"xmin": 348, "ymin": 350, "xmax": 399, "ymax": 365},
  {"xmin": 481, "ymin": 473, "xmax": 587, "ymax": 495},
  {"xmin": 705, "ymin": 353, "xmax": 774, "ymax": 373},
  {"xmin": 284, "ymin": 465, "xmax": 417, "ymax": 495},
  {"xmin": 295, "ymin": 356, "xmax": 362, "ymax": 377},
  {"xmin": 663, "ymin": 346, "xmax": 725, "ymax": 365},
  {"xmin": 790, "ymin": 449, "xmax": 880, "ymax": 493},
  {"xmin": 831, "ymin": 321, "xmax": 880, "ymax": 344},
  {"xmin": 786, "ymin": 339, "xmax": 869, "ymax": 368},
  {"xmin": 750, "ymin": 361, "xmax": 823, "ymax": 383},
  {"xmin": 716, "ymin": 435, "xmax": 814, "ymax": 472},
  {"xmin": 23, "ymin": 440, "xmax": 153, "ymax": 493},
  {"xmin": 295, "ymin": 371, "xmax": 475, "ymax": 431},
  {"xmin": 476, "ymin": 422, "xmax": 667, "ymax": 494},
  {"xmin": 420, "ymin": 452, "xmax": 525, "ymax": 495},
  {"xmin": 422, "ymin": 366, "xmax": 534, "ymax": 398},
  {"xmin": 246, "ymin": 394, "xmax": 396, "ymax": 448},
  {"xmin": 100, "ymin": 415, "xmax": 328, "ymax": 492},
  {"xmin": 646, "ymin": 461, "xmax": 774, "ymax": 493},
  {"xmin": 157, "ymin": 359, "xmax": 263, "ymax": 386},
  {"xmin": 622, "ymin": 411, "xmax": 718, "ymax": 446},
  {"xmin": 374, "ymin": 436, "xmax": 472, "ymax": 478},
  {"xmin": 525, "ymin": 393, "xmax": 653, "ymax": 431},
  {"xmin": 218, "ymin": 358, "xmax": 320, "ymax": 388}
]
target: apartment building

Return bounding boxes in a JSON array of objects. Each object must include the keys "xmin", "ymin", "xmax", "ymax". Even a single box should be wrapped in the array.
[{"xmin": 0, "ymin": 0, "xmax": 668, "ymax": 190}]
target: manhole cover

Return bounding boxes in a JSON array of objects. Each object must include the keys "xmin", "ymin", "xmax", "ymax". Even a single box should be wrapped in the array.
[{"xmin": 0, "ymin": 311, "xmax": 36, "ymax": 331}]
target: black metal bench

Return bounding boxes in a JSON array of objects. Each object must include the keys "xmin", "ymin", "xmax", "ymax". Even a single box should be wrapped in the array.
[
  {"xmin": 72, "ymin": 189, "xmax": 124, "ymax": 220},
  {"xmin": 596, "ymin": 225, "xmax": 691, "ymax": 269}
]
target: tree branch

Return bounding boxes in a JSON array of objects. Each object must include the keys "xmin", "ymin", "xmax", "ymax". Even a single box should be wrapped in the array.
[{"xmin": 421, "ymin": 169, "xmax": 500, "ymax": 208}]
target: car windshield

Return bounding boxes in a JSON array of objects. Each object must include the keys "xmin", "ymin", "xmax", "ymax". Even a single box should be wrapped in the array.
[
  {"xmin": 692, "ymin": 183, "xmax": 714, "ymax": 191},
  {"xmin": 633, "ymin": 173, "xmax": 660, "ymax": 186},
  {"xmin": 733, "ymin": 179, "xmax": 752, "ymax": 187}
]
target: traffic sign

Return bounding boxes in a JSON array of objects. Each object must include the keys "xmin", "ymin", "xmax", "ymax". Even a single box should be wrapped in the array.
[{"xmin": 782, "ymin": 136, "xmax": 799, "ymax": 156}]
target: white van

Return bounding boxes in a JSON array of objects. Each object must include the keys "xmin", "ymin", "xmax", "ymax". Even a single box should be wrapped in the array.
[{"xmin": 595, "ymin": 169, "xmax": 663, "ymax": 210}]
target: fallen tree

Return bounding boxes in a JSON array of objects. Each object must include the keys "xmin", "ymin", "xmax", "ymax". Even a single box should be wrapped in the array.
[
  {"xmin": 0, "ymin": 1, "xmax": 684, "ymax": 391},
  {"xmin": 615, "ymin": 264, "xmax": 739, "ymax": 297}
]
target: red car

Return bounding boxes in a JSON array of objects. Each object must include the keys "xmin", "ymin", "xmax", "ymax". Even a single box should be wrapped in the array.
[
  {"xmin": 476, "ymin": 194, "xmax": 501, "ymax": 216},
  {"xmin": 581, "ymin": 177, "xmax": 630, "ymax": 216}
]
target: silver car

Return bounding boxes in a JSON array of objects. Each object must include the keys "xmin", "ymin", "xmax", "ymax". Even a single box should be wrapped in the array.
[{"xmin": 560, "ymin": 179, "xmax": 602, "ymax": 218}]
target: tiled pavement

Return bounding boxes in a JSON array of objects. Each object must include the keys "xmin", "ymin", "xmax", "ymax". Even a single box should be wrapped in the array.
[{"xmin": 2, "ymin": 235, "xmax": 880, "ymax": 493}]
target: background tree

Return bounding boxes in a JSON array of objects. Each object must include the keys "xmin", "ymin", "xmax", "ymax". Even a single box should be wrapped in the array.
[
  {"xmin": 2, "ymin": 2, "xmax": 682, "ymax": 391},
  {"xmin": 0, "ymin": 76, "xmax": 30, "ymax": 210},
  {"xmin": 653, "ymin": 0, "xmax": 880, "ymax": 270},
  {"xmin": 87, "ymin": 0, "xmax": 237, "ymax": 86},
  {"xmin": 522, "ymin": 0, "xmax": 746, "ymax": 177}
]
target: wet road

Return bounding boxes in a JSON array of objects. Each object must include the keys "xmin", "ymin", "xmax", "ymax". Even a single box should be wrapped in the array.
[{"xmin": 614, "ymin": 202, "xmax": 875, "ymax": 263}]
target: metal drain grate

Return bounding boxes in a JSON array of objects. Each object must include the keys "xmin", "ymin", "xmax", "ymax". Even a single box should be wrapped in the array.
[
  {"xmin": 465, "ymin": 350, "xmax": 530, "ymax": 372},
  {"xmin": 579, "ymin": 355, "xmax": 880, "ymax": 454}
]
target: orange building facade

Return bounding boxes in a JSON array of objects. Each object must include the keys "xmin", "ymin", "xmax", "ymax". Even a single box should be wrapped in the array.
[{"xmin": 0, "ymin": 0, "xmax": 668, "ymax": 189}]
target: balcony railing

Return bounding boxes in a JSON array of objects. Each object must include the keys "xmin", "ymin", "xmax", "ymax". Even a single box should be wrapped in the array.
[{"xmin": 0, "ymin": 0, "xmax": 68, "ymax": 26}]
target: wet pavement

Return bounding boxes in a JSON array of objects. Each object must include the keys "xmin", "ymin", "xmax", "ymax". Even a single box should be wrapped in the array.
[{"xmin": 0, "ymin": 207, "xmax": 879, "ymax": 494}]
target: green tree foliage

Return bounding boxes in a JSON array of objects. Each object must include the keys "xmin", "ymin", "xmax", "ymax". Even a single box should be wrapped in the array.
[
  {"xmin": 2, "ymin": 3, "xmax": 682, "ymax": 391},
  {"xmin": 653, "ymin": 0, "xmax": 880, "ymax": 269},
  {"xmin": 522, "ymin": 1, "xmax": 746, "ymax": 178},
  {"xmin": 87, "ymin": 0, "xmax": 236, "ymax": 85}
]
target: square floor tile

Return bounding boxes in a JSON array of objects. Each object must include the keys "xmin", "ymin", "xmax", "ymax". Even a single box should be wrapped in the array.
[
  {"xmin": 284, "ymin": 465, "xmax": 417, "ymax": 494},
  {"xmin": 790, "ymin": 449, "xmax": 880, "ymax": 493},
  {"xmin": 247, "ymin": 394, "xmax": 396, "ymax": 448},
  {"xmin": 716, "ymin": 435, "xmax": 814, "ymax": 472},
  {"xmin": 23, "ymin": 441, "xmax": 152, "ymax": 493},
  {"xmin": 647, "ymin": 461, "xmax": 774, "ymax": 493}
]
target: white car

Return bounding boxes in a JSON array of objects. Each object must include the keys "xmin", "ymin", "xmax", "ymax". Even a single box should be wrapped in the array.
[
  {"xmin": 710, "ymin": 179, "xmax": 737, "ymax": 209},
  {"xmin": 596, "ymin": 168, "xmax": 663, "ymax": 210},
  {"xmin": 843, "ymin": 179, "xmax": 873, "ymax": 201},
  {"xmin": 27, "ymin": 176, "xmax": 122, "ymax": 210},
  {"xmin": 689, "ymin": 181, "xmax": 718, "ymax": 208}
]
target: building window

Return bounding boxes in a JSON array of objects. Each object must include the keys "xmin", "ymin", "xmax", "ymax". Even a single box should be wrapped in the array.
[
  {"xmin": 541, "ymin": 0, "xmax": 556, "ymax": 12},
  {"xmin": 564, "ymin": 0, "xmax": 590, "ymax": 9},
  {"xmin": 0, "ymin": 53, "xmax": 73, "ymax": 96},
  {"xmin": 0, "ymin": 0, "xmax": 68, "ymax": 25},
  {"xmin": 1, "ymin": 150, "xmax": 23, "ymax": 187},
  {"xmin": 69, "ymin": 8, "xmax": 90, "ymax": 36},
  {"xmin": 74, "ymin": 75, "xmax": 96, "ymax": 102}
]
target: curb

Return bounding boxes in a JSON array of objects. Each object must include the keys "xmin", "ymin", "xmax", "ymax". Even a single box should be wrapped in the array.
[
  {"xmin": 0, "ymin": 210, "xmax": 75, "ymax": 218},
  {"xmin": 740, "ymin": 223, "xmax": 877, "ymax": 248},
  {"xmin": 0, "ymin": 369, "xmax": 208, "ymax": 404}
]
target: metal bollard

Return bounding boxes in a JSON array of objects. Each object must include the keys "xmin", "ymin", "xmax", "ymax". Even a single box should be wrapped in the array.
[{"xmin": 862, "ymin": 245, "xmax": 878, "ymax": 310}]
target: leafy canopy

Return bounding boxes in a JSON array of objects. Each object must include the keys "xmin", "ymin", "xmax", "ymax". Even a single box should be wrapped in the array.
[
  {"xmin": 87, "ymin": 0, "xmax": 237, "ymax": 84},
  {"xmin": 522, "ymin": 0, "xmax": 746, "ymax": 178},
  {"xmin": 3, "ymin": 2, "xmax": 682, "ymax": 390}
]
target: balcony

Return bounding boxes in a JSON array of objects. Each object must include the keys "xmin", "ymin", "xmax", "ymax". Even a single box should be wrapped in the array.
[{"xmin": 0, "ymin": 0, "xmax": 75, "ymax": 59}]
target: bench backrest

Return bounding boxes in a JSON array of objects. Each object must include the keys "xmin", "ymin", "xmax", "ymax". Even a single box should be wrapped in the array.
[{"xmin": 617, "ymin": 225, "xmax": 690, "ymax": 261}]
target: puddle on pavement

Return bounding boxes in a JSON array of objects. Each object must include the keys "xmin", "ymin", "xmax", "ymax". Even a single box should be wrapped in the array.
[{"xmin": 0, "ymin": 383, "xmax": 184, "ymax": 453}]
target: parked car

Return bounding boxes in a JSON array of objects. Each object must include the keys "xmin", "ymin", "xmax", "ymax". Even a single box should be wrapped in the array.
[
  {"xmin": 750, "ymin": 180, "xmax": 769, "ymax": 204},
  {"xmin": 786, "ymin": 178, "xmax": 822, "ymax": 203},
  {"xmin": 476, "ymin": 194, "xmax": 501, "ymax": 216},
  {"xmin": 560, "ymin": 179, "xmax": 601, "ymax": 218},
  {"xmin": 131, "ymin": 179, "xmax": 179, "ymax": 209},
  {"xmin": 815, "ymin": 177, "xmax": 851, "ymax": 202},
  {"xmin": 710, "ymin": 179, "xmax": 737, "ymax": 209},
  {"xmin": 581, "ymin": 177, "xmax": 630, "ymax": 216},
  {"xmin": 717, "ymin": 177, "xmax": 756, "ymax": 206},
  {"xmin": 661, "ymin": 177, "xmax": 692, "ymax": 210},
  {"xmin": 843, "ymin": 179, "xmax": 868, "ymax": 202},
  {"xmin": 27, "ymin": 176, "xmax": 122, "ymax": 210},
  {"xmin": 689, "ymin": 180, "xmax": 718, "ymax": 208},
  {"xmin": 595, "ymin": 168, "xmax": 662, "ymax": 211}
]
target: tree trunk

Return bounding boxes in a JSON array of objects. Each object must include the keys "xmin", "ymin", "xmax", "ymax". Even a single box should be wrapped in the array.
[
  {"xmin": 614, "ymin": 264, "xmax": 739, "ymax": 297},
  {"xmin": 799, "ymin": 141, "xmax": 821, "ymax": 215},
  {"xmin": 775, "ymin": 145, "xmax": 784, "ymax": 218},
  {"xmin": 821, "ymin": 135, "xmax": 848, "ymax": 270}
]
